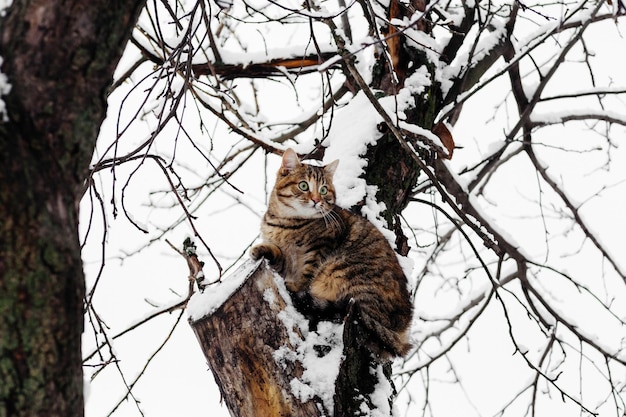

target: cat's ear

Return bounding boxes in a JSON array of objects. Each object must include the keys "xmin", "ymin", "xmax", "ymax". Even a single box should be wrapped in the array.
[
  {"xmin": 324, "ymin": 159, "xmax": 339, "ymax": 177},
  {"xmin": 280, "ymin": 148, "xmax": 301, "ymax": 175}
]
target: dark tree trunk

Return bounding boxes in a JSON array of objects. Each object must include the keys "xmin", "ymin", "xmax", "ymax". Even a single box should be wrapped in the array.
[
  {"xmin": 333, "ymin": 306, "xmax": 395, "ymax": 417},
  {"xmin": 0, "ymin": 1, "xmax": 144, "ymax": 416},
  {"xmin": 362, "ymin": 0, "xmax": 440, "ymax": 255}
]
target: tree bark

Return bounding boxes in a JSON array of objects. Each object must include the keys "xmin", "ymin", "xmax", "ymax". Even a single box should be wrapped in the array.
[
  {"xmin": 190, "ymin": 261, "xmax": 324, "ymax": 417},
  {"xmin": 0, "ymin": 2, "xmax": 144, "ymax": 416},
  {"xmin": 189, "ymin": 260, "xmax": 394, "ymax": 417},
  {"xmin": 333, "ymin": 305, "xmax": 395, "ymax": 417}
]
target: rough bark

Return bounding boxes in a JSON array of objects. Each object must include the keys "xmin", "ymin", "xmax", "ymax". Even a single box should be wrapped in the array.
[
  {"xmin": 190, "ymin": 262, "xmax": 324, "ymax": 417},
  {"xmin": 363, "ymin": 0, "xmax": 437, "ymax": 254},
  {"xmin": 190, "ymin": 261, "xmax": 394, "ymax": 417},
  {"xmin": 362, "ymin": 0, "xmax": 500, "ymax": 253},
  {"xmin": 0, "ymin": 1, "xmax": 145, "ymax": 416},
  {"xmin": 362, "ymin": 132, "xmax": 421, "ymax": 255},
  {"xmin": 333, "ymin": 306, "xmax": 394, "ymax": 417}
]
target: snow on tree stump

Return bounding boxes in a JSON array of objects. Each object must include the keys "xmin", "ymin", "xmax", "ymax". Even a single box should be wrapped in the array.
[{"xmin": 187, "ymin": 258, "xmax": 396, "ymax": 417}]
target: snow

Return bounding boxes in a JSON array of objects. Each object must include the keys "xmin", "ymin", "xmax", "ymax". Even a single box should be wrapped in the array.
[
  {"xmin": 322, "ymin": 91, "xmax": 383, "ymax": 208},
  {"xmin": 368, "ymin": 365, "xmax": 394, "ymax": 417},
  {"xmin": 317, "ymin": 54, "xmax": 343, "ymax": 72},
  {"xmin": 344, "ymin": 364, "xmax": 398, "ymax": 417},
  {"xmin": 0, "ymin": 56, "xmax": 11, "ymax": 122},
  {"xmin": 268, "ymin": 269, "xmax": 409, "ymax": 414},
  {"xmin": 321, "ymin": 82, "xmax": 430, "ymax": 211},
  {"xmin": 437, "ymin": 13, "xmax": 507, "ymax": 98},
  {"xmin": 0, "ymin": 0, "xmax": 11, "ymax": 15},
  {"xmin": 530, "ymin": 108, "xmax": 626, "ymax": 126},
  {"xmin": 268, "ymin": 271, "xmax": 345, "ymax": 415},
  {"xmin": 286, "ymin": 320, "xmax": 344, "ymax": 413},
  {"xmin": 404, "ymin": 24, "xmax": 442, "ymax": 65},
  {"xmin": 263, "ymin": 287, "xmax": 277, "ymax": 305},
  {"xmin": 219, "ymin": 43, "xmax": 335, "ymax": 66},
  {"xmin": 186, "ymin": 258, "xmax": 261, "ymax": 321},
  {"xmin": 402, "ymin": 66, "xmax": 431, "ymax": 96},
  {"xmin": 399, "ymin": 121, "xmax": 446, "ymax": 155}
]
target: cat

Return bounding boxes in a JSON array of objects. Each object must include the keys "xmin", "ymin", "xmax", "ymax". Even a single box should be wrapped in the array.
[{"xmin": 250, "ymin": 148, "xmax": 413, "ymax": 358}]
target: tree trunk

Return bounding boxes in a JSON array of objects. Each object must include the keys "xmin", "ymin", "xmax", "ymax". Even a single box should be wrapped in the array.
[
  {"xmin": 190, "ymin": 260, "xmax": 323, "ymax": 417},
  {"xmin": 0, "ymin": 2, "xmax": 144, "ymax": 416},
  {"xmin": 189, "ymin": 260, "xmax": 394, "ymax": 417}
]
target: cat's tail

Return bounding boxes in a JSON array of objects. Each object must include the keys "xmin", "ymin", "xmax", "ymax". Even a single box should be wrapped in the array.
[{"xmin": 351, "ymin": 299, "xmax": 412, "ymax": 359}]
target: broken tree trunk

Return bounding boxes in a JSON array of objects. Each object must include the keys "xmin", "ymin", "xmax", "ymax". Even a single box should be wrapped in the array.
[
  {"xmin": 187, "ymin": 259, "xmax": 395, "ymax": 417},
  {"xmin": 189, "ymin": 260, "xmax": 322, "ymax": 416}
]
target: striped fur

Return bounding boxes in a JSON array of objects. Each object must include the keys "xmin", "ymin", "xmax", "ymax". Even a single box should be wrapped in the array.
[{"xmin": 251, "ymin": 149, "xmax": 413, "ymax": 358}]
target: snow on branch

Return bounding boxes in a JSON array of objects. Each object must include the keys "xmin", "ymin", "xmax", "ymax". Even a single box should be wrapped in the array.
[{"xmin": 530, "ymin": 109, "xmax": 626, "ymax": 127}]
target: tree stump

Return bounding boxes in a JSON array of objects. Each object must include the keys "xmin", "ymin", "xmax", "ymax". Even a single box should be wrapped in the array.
[{"xmin": 187, "ymin": 259, "xmax": 395, "ymax": 417}]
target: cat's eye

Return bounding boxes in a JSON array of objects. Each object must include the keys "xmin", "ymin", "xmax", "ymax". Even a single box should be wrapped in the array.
[
  {"xmin": 298, "ymin": 181, "xmax": 309, "ymax": 191},
  {"xmin": 319, "ymin": 185, "xmax": 328, "ymax": 195}
]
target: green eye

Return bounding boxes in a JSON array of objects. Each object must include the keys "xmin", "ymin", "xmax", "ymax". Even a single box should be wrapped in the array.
[
  {"xmin": 319, "ymin": 185, "xmax": 328, "ymax": 195},
  {"xmin": 298, "ymin": 181, "xmax": 309, "ymax": 191}
]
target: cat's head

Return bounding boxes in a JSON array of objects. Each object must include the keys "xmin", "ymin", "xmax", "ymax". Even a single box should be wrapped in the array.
[{"xmin": 270, "ymin": 148, "xmax": 339, "ymax": 218}]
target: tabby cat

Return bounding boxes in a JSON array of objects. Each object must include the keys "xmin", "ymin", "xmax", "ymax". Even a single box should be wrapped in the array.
[{"xmin": 251, "ymin": 148, "xmax": 413, "ymax": 358}]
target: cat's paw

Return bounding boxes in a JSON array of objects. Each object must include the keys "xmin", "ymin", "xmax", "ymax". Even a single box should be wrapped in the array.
[
  {"xmin": 250, "ymin": 243, "xmax": 284, "ymax": 271},
  {"xmin": 249, "ymin": 244, "xmax": 265, "ymax": 261}
]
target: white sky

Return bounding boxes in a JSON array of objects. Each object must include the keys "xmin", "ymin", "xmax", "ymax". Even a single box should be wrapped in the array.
[{"xmin": 79, "ymin": 2, "xmax": 626, "ymax": 416}]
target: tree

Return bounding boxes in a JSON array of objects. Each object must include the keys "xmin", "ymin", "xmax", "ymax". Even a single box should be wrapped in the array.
[
  {"xmin": 0, "ymin": 1, "xmax": 145, "ymax": 416},
  {"xmin": 4, "ymin": 0, "xmax": 625, "ymax": 416}
]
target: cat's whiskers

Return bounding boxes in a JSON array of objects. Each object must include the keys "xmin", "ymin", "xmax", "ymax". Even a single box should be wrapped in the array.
[{"xmin": 321, "ymin": 207, "xmax": 343, "ymax": 232}]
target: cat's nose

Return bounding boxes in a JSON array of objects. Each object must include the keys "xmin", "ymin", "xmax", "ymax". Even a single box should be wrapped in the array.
[{"xmin": 311, "ymin": 195, "xmax": 321, "ymax": 204}]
